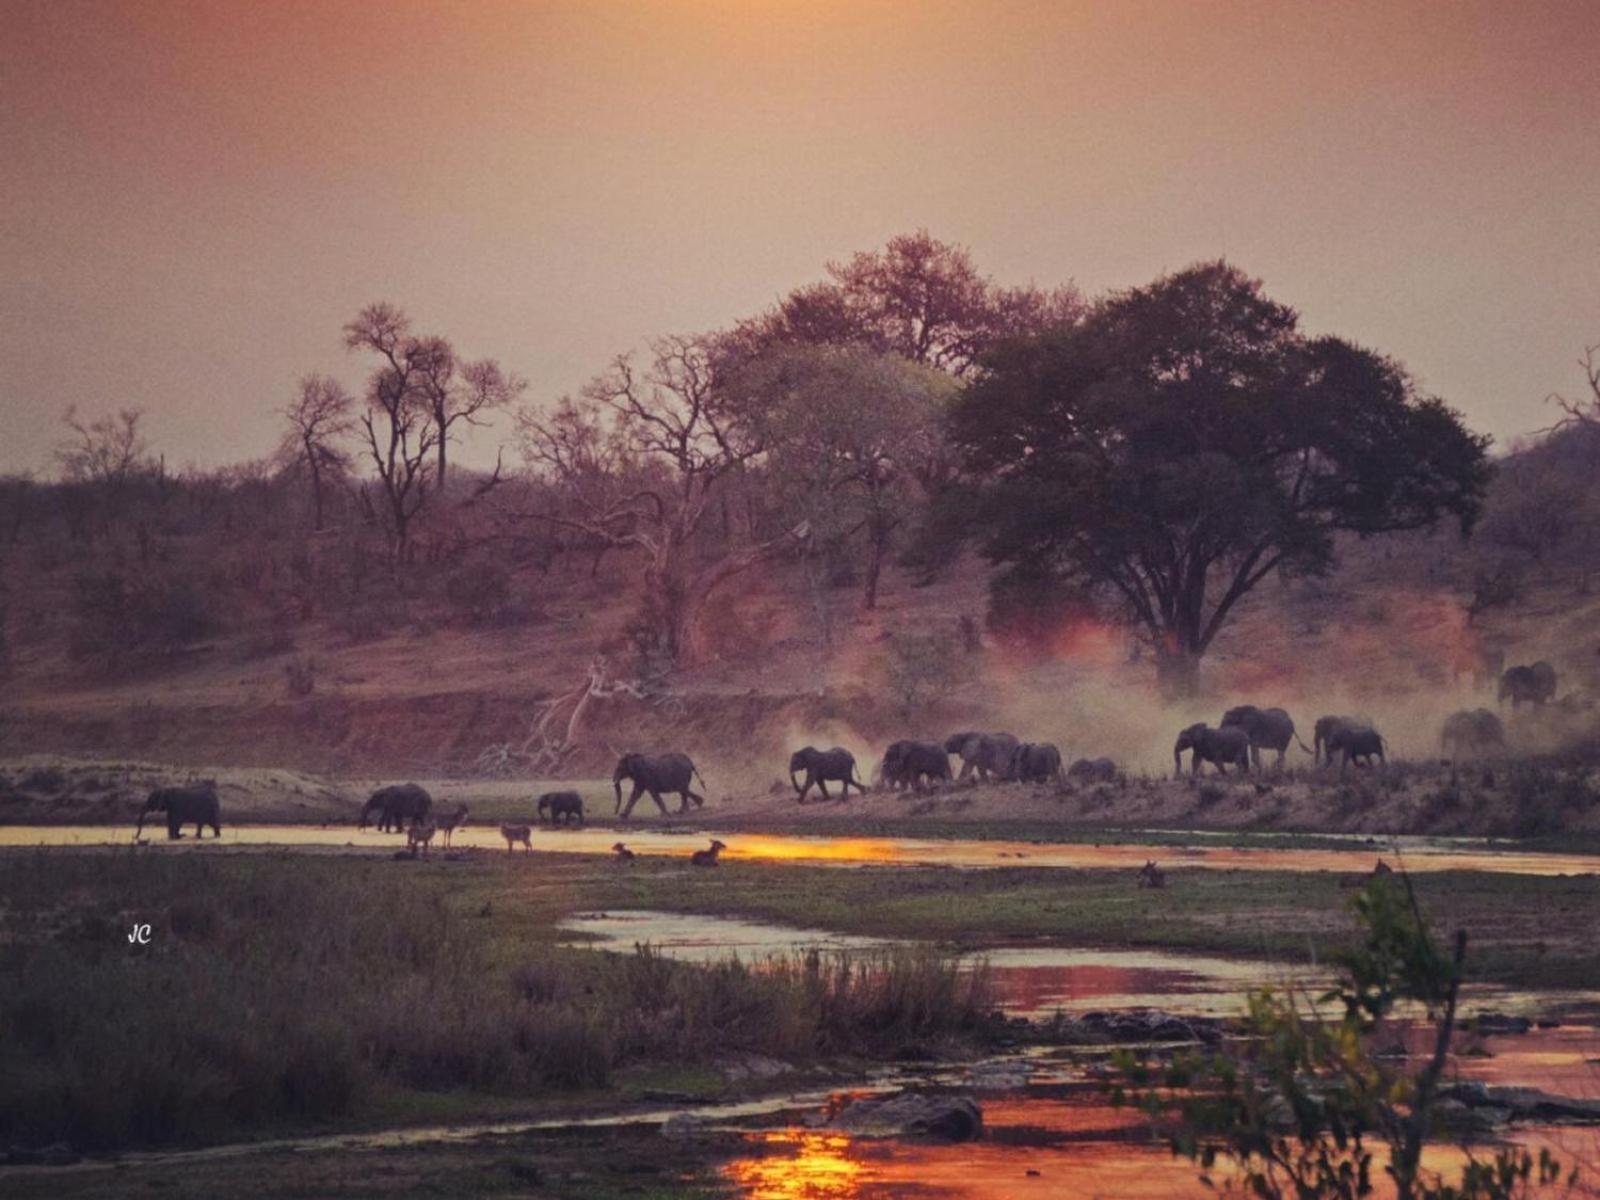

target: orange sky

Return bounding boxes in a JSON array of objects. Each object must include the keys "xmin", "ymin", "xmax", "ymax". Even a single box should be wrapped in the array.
[{"xmin": 2, "ymin": 0, "xmax": 1597, "ymax": 474}]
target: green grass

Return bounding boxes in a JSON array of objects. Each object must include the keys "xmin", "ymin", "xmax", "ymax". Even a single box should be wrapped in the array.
[
  {"xmin": 0, "ymin": 851, "xmax": 993, "ymax": 1155},
  {"xmin": 3, "ymin": 845, "xmax": 1596, "ymax": 1157}
]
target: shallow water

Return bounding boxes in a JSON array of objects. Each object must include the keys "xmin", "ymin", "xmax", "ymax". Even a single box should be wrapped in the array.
[
  {"xmin": 4, "ymin": 823, "xmax": 1597, "ymax": 877},
  {"xmin": 560, "ymin": 909, "xmax": 1600, "ymax": 1021}
]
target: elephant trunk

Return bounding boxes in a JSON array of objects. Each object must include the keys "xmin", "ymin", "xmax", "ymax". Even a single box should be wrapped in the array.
[
  {"xmin": 613, "ymin": 773, "xmax": 624, "ymax": 813},
  {"xmin": 790, "ymin": 765, "xmax": 803, "ymax": 794},
  {"xmin": 1173, "ymin": 745, "xmax": 1184, "ymax": 776}
]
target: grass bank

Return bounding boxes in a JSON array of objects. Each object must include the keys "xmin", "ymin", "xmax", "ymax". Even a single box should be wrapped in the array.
[{"xmin": 0, "ymin": 852, "xmax": 993, "ymax": 1155}]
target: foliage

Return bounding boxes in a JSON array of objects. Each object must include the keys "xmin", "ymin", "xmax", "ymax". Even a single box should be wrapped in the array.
[
  {"xmin": 949, "ymin": 261, "xmax": 1492, "ymax": 693},
  {"xmin": 0, "ymin": 854, "xmax": 992, "ymax": 1152},
  {"xmin": 883, "ymin": 628, "xmax": 960, "ymax": 707},
  {"xmin": 731, "ymin": 229, "xmax": 1082, "ymax": 377},
  {"xmin": 1113, "ymin": 874, "xmax": 1574, "ymax": 1199},
  {"xmin": 67, "ymin": 568, "xmax": 220, "ymax": 666}
]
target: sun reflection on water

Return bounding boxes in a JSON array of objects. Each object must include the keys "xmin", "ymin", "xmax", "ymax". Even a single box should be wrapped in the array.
[{"xmin": 723, "ymin": 1131, "xmax": 867, "ymax": 1200}]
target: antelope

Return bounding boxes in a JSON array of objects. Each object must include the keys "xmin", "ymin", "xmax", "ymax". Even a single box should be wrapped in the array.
[
  {"xmin": 1136, "ymin": 860, "xmax": 1166, "ymax": 889},
  {"xmin": 407, "ymin": 819, "xmax": 438, "ymax": 858},
  {"xmin": 435, "ymin": 804, "xmax": 469, "ymax": 847},
  {"xmin": 612, "ymin": 842, "xmax": 636, "ymax": 864},
  {"xmin": 500, "ymin": 823, "xmax": 532, "ymax": 854},
  {"xmin": 690, "ymin": 838, "xmax": 726, "ymax": 867}
]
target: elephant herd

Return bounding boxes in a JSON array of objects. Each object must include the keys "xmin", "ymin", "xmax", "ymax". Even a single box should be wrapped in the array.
[{"xmin": 1175, "ymin": 706, "xmax": 1384, "ymax": 777}]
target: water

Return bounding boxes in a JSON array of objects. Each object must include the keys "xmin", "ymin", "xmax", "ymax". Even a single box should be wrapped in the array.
[{"xmin": 4, "ymin": 824, "xmax": 1597, "ymax": 877}]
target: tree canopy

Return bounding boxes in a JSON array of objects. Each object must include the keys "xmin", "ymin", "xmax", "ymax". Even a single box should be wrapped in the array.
[{"xmin": 949, "ymin": 261, "xmax": 1492, "ymax": 692}]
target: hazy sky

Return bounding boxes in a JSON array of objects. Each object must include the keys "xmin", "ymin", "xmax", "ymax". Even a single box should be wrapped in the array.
[{"xmin": 3, "ymin": 0, "xmax": 1597, "ymax": 476}]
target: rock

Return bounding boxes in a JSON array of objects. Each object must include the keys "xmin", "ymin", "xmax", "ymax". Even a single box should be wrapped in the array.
[
  {"xmin": 1442, "ymin": 1083, "xmax": 1600, "ymax": 1124},
  {"xmin": 719, "ymin": 1053, "xmax": 794, "ymax": 1083},
  {"xmin": 1474, "ymin": 1012, "xmax": 1532, "ymax": 1035},
  {"xmin": 966, "ymin": 1061, "xmax": 1030, "ymax": 1091},
  {"xmin": 834, "ymin": 1091, "xmax": 983, "ymax": 1142},
  {"xmin": 659, "ymin": 1113, "xmax": 707, "ymax": 1139},
  {"xmin": 1060, "ymin": 1009, "xmax": 1222, "ymax": 1045}
]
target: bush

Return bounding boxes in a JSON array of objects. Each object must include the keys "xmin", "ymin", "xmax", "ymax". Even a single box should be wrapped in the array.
[
  {"xmin": 884, "ymin": 631, "xmax": 959, "ymax": 708},
  {"xmin": 283, "ymin": 656, "xmax": 316, "ymax": 697},
  {"xmin": 67, "ymin": 569, "xmax": 220, "ymax": 667},
  {"xmin": 444, "ymin": 562, "xmax": 512, "ymax": 626}
]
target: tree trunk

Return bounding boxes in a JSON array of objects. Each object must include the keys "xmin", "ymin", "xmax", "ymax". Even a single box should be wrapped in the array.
[{"xmin": 1155, "ymin": 644, "xmax": 1202, "ymax": 698}]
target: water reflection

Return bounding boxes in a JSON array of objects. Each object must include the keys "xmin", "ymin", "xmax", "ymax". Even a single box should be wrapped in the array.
[
  {"xmin": 726, "ymin": 1133, "xmax": 867, "ymax": 1200},
  {"xmin": 3, "ymin": 824, "xmax": 1597, "ymax": 877}
]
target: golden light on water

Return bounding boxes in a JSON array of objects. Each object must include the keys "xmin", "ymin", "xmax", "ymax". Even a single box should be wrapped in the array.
[{"xmin": 723, "ymin": 1132, "xmax": 867, "ymax": 1200}]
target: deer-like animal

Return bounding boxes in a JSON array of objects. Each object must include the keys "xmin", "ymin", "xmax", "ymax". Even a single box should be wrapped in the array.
[
  {"xmin": 435, "ymin": 804, "xmax": 469, "ymax": 847},
  {"xmin": 1136, "ymin": 860, "xmax": 1166, "ymax": 889},
  {"xmin": 500, "ymin": 823, "xmax": 532, "ymax": 853},
  {"xmin": 612, "ymin": 842, "xmax": 636, "ymax": 863},
  {"xmin": 689, "ymin": 838, "xmax": 726, "ymax": 867},
  {"xmin": 407, "ymin": 819, "xmax": 438, "ymax": 858}
]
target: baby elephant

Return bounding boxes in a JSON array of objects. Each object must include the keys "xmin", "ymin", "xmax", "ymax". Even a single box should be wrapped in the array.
[
  {"xmin": 1066, "ymin": 757, "xmax": 1118, "ymax": 784},
  {"xmin": 1174, "ymin": 723, "xmax": 1251, "ymax": 776},
  {"xmin": 536, "ymin": 791, "xmax": 585, "ymax": 825},
  {"xmin": 690, "ymin": 838, "xmax": 727, "ymax": 867},
  {"xmin": 500, "ymin": 823, "xmax": 532, "ymax": 853}
]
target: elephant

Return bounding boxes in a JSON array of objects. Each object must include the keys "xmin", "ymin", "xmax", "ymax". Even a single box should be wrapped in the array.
[
  {"xmin": 1174, "ymin": 723, "xmax": 1252, "ymax": 776},
  {"xmin": 536, "ymin": 790, "xmax": 585, "ymax": 824},
  {"xmin": 1220, "ymin": 705, "xmax": 1311, "ymax": 770},
  {"xmin": 1009, "ymin": 741, "xmax": 1063, "ymax": 783},
  {"xmin": 1324, "ymin": 723, "xmax": 1385, "ymax": 774},
  {"xmin": 1441, "ymin": 708, "xmax": 1505, "ymax": 758},
  {"xmin": 359, "ymin": 783, "xmax": 433, "ymax": 833},
  {"xmin": 136, "ymin": 782, "xmax": 221, "ymax": 840},
  {"xmin": 1066, "ymin": 756, "xmax": 1119, "ymax": 784},
  {"xmin": 1499, "ymin": 661, "xmax": 1558, "ymax": 709},
  {"xmin": 789, "ymin": 746, "xmax": 867, "ymax": 803},
  {"xmin": 944, "ymin": 731, "xmax": 1021, "ymax": 782},
  {"xmin": 880, "ymin": 740, "xmax": 951, "ymax": 791},
  {"xmin": 613, "ymin": 752, "xmax": 706, "ymax": 819},
  {"xmin": 1313, "ymin": 715, "xmax": 1361, "ymax": 766}
]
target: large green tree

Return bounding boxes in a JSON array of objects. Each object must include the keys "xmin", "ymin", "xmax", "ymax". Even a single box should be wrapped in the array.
[{"xmin": 950, "ymin": 262, "xmax": 1491, "ymax": 694}]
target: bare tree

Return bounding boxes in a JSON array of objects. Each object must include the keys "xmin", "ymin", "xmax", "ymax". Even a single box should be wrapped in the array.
[
  {"xmin": 518, "ymin": 334, "xmax": 805, "ymax": 667},
  {"xmin": 343, "ymin": 303, "xmax": 440, "ymax": 561},
  {"xmin": 54, "ymin": 407, "xmax": 152, "ymax": 485},
  {"xmin": 278, "ymin": 374, "xmax": 355, "ymax": 532}
]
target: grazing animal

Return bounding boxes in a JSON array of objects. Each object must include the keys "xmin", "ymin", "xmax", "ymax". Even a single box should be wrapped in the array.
[
  {"xmin": 1220, "ymin": 706, "xmax": 1312, "ymax": 770},
  {"xmin": 611, "ymin": 842, "xmax": 636, "ymax": 863},
  {"xmin": 690, "ymin": 838, "xmax": 726, "ymax": 867},
  {"xmin": 434, "ymin": 804, "xmax": 469, "ymax": 847},
  {"xmin": 1440, "ymin": 708, "xmax": 1505, "ymax": 759},
  {"xmin": 880, "ymin": 740, "xmax": 952, "ymax": 791},
  {"xmin": 1136, "ymin": 860, "xmax": 1166, "ymax": 889},
  {"xmin": 407, "ymin": 819, "xmax": 438, "ymax": 857},
  {"xmin": 500, "ymin": 823, "xmax": 532, "ymax": 853},
  {"xmin": 944, "ymin": 731, "xmax": 1021, "ymax": 782},
  {"xmin": 1008, "ymin": 742, "xmax": 1063, "ymax": 783},
  {"xmin": 136, "ymin": 782, "xmax": 222, "ymax": 840},
  {"xmin": 789, "ymin": 746, "xmax": 867, "ymax": 803},
  {"xmin": 1066, "ymin": 757, "xmax": 1118, "ymax": 784},
  {"xmin": 536, "ymin": 790, "xmax": 585, "ymax": 824},
  {"xmin": 360, "ymin": 783, "xmax": 433, "ymax": 833},
  {"xmin": 1173, "ymin": 723, "xmax": 1252, "ymax": 776},
  {"xmin": 1499, "ymin": 661, "xmax": 1558, "ymax": 709},
  {"xmin": 612, "ymin": 752, "xmax": 707, "ymax": 818}
]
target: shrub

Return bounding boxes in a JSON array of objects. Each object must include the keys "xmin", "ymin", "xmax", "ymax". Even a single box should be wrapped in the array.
[
  {"xmin": 884, "ymin": 631, "xmax": 959, "ymax": 708},
  {"xmin": 67, "ymin": 569, "xmax": 220, "ymax": 667},
  {"xmin": 444, "ymin": 561, "xmax": 512, "ymax": 626}
]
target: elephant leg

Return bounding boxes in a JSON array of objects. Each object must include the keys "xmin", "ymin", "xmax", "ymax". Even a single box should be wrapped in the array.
[
  {"xmin": 687, "ymin": 789, "xmax": 705, "ymax": 808},
  {"xmin": 817, "ymin": 779, "xmax": 830, "ymax": 801},
  {"xmin": 648, "ymin": 788, "xmax": 670, "ymax": 816},
  {"xmin": 797, "ymin": 778, "xmax": 811, "ymax": 804},
  {"xmin": 621, "ymin": 784, "xmax": 645, "ymax": 820}
]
